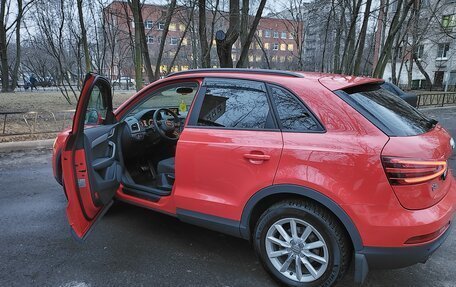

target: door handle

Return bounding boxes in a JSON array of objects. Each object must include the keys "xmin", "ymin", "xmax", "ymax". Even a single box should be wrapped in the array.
[{"xmin": 243, "ymin": 153, "xmax": 271, "ymax": 163}]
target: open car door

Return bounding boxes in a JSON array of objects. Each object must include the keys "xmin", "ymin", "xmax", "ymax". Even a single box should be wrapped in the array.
[{"xmin": 62, "ymin": 73, "xmax": 123, "ymax": 240}]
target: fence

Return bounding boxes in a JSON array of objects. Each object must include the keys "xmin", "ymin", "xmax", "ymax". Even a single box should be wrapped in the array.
[
  {"xmin": 0, "ymin": 110, "xmax": 75, "ymax": 137},
  {"xmin": 416, "ymin": 92, "xmax": 456, "ymax": 108}
]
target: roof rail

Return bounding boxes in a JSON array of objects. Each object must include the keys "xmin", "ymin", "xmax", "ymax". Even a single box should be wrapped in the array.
[{"xmin": 166, "ymin": 68, "xmax": 304, "ymax": 78}]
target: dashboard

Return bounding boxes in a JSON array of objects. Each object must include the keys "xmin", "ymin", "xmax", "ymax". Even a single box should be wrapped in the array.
[{"xmin": 123, "ymin": 108, "xmax": 187, "ymax": 142}]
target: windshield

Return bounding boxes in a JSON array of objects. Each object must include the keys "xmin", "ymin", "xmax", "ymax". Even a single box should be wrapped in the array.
[
  {"xmin": 337, "ymin": 84, "xmax": 435, "ymax": 136},
  {"xmin": 128, "ymin": 82, "xmax": 199, "ymax": 116}
]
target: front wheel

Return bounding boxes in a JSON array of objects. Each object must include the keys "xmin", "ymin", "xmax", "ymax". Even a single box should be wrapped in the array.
[{"xmin": 253, "ymin": 200, "xmax": 351, "ymax": 287}]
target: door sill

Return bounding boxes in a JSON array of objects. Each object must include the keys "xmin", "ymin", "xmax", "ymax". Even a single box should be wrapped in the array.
[{"xmin": 122, "ymin": 181, "xmax": 171, "ymax": 202}]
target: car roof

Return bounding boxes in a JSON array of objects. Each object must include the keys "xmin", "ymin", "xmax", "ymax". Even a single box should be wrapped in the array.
[{"xmin": 166, "ymin": 69, "xmax": 383, "ymax": 91}]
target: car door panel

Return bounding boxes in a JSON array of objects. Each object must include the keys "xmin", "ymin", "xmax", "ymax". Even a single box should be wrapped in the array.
[
  {"xmin": 62, "ymin": 74, "xmax": 121, "ymax": 240},
  {"xmin": 174, "ymin": 78, "xmax": 283, "ymax": 221},
  {"xmin": 175, "ymin": 128, "xmax": 282, "ymax": 221},
  {"xmin": 83, "ymin": 124, "xmax": 123, "ymax": 206}
]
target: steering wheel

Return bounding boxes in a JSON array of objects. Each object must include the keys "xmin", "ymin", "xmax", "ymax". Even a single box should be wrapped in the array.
[{"xmin": 153, "ymin": 108, "xmax": 180, "ymax": 141}]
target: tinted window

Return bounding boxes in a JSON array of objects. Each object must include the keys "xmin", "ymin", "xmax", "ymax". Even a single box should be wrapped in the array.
[
  {"xmin": 338, "ymin": 84, "xmax": 434, "ymax": 136},
  {"xmin": 270, "ymin": 86, "xmax": 321, "ymax": 131},
  {"xmin": 197, "ymin": 80, "xmax": 271, "ymax": 129}
]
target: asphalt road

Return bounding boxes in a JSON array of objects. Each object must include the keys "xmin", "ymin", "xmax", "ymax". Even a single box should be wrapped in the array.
[{"xmin": 0, "ymin": 107, "xmax": 455, "ymax": 287}]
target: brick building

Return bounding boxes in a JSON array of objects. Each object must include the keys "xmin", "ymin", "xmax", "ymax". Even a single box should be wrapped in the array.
[{"xmin": 103, "ymin": 1, "xmax": 301, "ymax": 78}]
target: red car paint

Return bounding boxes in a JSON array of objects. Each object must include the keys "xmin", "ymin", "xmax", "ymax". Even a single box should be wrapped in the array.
[{"xmin": 53, "ymin": 70, "xmax": 455, "ymax": 281}]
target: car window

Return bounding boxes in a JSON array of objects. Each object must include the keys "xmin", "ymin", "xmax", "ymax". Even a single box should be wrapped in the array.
[
  {"xmin": 85, "ymin": 84, "xmax": 108, "ymax": 126},
  {"xmin": 270, "ymin": 85, "xmax": 321, "ymax": 132},
  {"xmin": 197, "ymin": 79, "xmax": 272, "ymax": 129},
  {"xmin": 337, "ymin": 84, "xmax": 434, "ymax": 136}
]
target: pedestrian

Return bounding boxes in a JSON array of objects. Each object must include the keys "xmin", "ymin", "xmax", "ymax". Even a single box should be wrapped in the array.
[{"xmin": 30, "ymin": 75, "xmax": 37, "ymax": 90}]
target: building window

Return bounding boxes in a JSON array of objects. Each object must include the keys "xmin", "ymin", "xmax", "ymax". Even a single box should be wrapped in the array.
[
  {"xmin": 169, "ymin": 23, "xmax": 177, "ymax": 31},
  {"xmin": 280, "ymin": 43, "xmax": 286, "ymax": 51},
  {"xmin": 273, "ymin": 43, "xmax": 279, "ymax": 50},
  {"xmin": 145, "ymin": 20, "xmax": 153, "ymax": 29},
  {"xmin": 287, "ymin": 44, "xmax": 294, "ymax": 51},
  {"xmin": 257, "ymin": 30, "xmax": 262, "ymax": 37},
  {"xmin": 414, "ymin": 44, "xmax": 424, "ymax": 59},
  {"xmin": 179, "ymin": 24, "xmax": 186, "ymax": 31},
  {"xmin": 437, "ymin": 43, "xmax": 450, "ymax": 59},
  {"xmin": 182, "ymin": 38, "xmax": 188, "ymax": 46},
  {"xmin": 264, "ymin": 30, "xmax": 270, "ymax": 38},
  {"xmin": 158, "ymin": 22, "xmax": 165, "ymax": 30},
  {"xmin": 442, "ymin": 14, "xmax": 456, "ymax": 28},
  {"xmin": 289, "ymin": 33, "xmax": 294, "ymax": 39},
  {"xmin": 273, "ymin": 31, "xmax": 279, "ymax": 38},
  {"xmin": 264, "ymin": 43, "xmax": 270, "ymax": 50},
  {"xmin": 249, "ymin": 55, "xmax": 254, "ymax": 62},
  {"xmin": 170, "ymin": 37, "xmax": 178, "ymax": 45},
  {"xmin": 281, "ymin": 32, "xmax": 287, "ymax": 39},
  {"xmin": 147, "ymin": 36, "xmax": 154, "ymax": 44},
  {"xmin": 255, "ymin": 55, "xmax": 262, "ymax": 62}
]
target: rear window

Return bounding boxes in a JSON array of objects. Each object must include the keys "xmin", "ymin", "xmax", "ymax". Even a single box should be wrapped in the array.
[{"xmin": 336, "ymin": 84, "xmax": 434, "ymax": 136}]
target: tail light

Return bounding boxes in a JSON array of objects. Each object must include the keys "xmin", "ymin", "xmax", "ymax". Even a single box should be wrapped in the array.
[{"xmin": 382, "ymin": 156, "xmax": 448, "ymax": 185}]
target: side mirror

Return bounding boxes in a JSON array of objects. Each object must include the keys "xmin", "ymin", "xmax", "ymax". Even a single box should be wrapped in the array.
[{"xmin": 85, "ymin": 108, "xmax": 102, "ymax": 125}]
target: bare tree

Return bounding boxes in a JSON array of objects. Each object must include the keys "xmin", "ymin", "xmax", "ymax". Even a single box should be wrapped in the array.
[{"xmin": 237, "ymin": 0, "xmax": 268, "ymax": 68}]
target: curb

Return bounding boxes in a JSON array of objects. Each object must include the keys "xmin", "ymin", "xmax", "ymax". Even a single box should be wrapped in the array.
[{"xmin": 0, "ymin": 139, "xmax": 54, "ymax": 153}]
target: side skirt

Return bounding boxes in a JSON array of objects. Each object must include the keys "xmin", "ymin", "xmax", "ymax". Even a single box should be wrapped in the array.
[{"xmin": 176, "ymin": 208, "xmax": 242, "ymax": 238}]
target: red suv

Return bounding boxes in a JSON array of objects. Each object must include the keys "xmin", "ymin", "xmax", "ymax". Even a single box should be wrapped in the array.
[{"xmin": 53, "ymin": 69, "xmax": 455, "ymax": 286}]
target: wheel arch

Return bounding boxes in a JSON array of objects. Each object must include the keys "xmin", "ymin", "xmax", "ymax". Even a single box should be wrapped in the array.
[{"xmin": 240, "ymin": 184, "xmax": 363, "ymax": 251}]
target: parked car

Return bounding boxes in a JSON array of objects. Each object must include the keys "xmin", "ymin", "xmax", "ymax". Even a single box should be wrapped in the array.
[
  {"xmin": 381, "ymin": 82, "xmax": 418, "ymax": 107},
  {"xmin": 22, "ymin": 76, "xmax": 56, "ymax": 89},
  {"xmin": 112, "ymin": 76, "xmax": 136, "ymax": 89},
  {"xmin": 52, "ymin": 69, "xmax": 455, "ymax": 287}
]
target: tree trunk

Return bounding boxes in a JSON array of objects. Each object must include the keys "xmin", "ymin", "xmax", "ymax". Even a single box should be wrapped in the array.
[
  {"xmin": 154, "ymin": 0, "xmax": 177, "ymax": 79},
  {"xmin": 136, "ymin": 0, "xmax": 154, "ymax": 83},
  {"xmin": 413, "ymin": 54, "xmax": 432, "ymax": 89},
  {"xmin": 237, "ymin": 0, "xmax": 249, "ymax": 67},
  {"xmin": 215, "ymin": 0, "xmax": 240, "ymax": 68},
  {"xmin": 333, "ymin": 2, "xmax": 345, "ymax": 74},
  {"xmin": 11, "ymin": 0, "xmax": 23, "ymax": 90},
  {"xmin": 129, "ymin": 0, "xmax": 143, "ymax": 90},
  {"xmin": 77, "ymin": 0, "xmax": 91, "ymax": 72},
  {"xmin": 129, "ymin": 0, "xmax": 155, "ymax": 84},
  {"xmin": 237, "ymin": 0, "xmax": 267, "ymax": 68},
  {"xmin": 198, "ymin": 0, "xmax": 210, "ymax": 67},
  {"xmin": 169, "ymin": 6, "xmax": 194, "ymax": 72},
  {"xmin": 353, "ymin": 0, "xmax": 372, "ymax": 75},
  {"xmin": 372, "ymin": 0, "xmax": 413, "ymax": 78},
  {"xmin": 340, "ymin": 0, "xmax": 363, "ymax": 74},
  {"xmin": 321, "ymin": 0, "xmax": 335, "ymax": 72},
  {"xmin": 0, "ymin": 0, "xmax": 9, "ymax": 92}
]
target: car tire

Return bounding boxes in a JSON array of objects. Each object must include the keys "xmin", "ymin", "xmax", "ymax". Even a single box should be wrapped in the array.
[{"xmin": 253, "ymin": 200, "xmax": 351, "ymax": 287}]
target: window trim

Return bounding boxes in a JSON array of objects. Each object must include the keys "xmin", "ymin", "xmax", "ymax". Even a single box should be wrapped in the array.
[
  {"xmin": 266, "ymin": 84, "xmax": 326, "ymax": 133},
  {"xmin": 186, "ymin": 77, "xmax": 280, "ymax": 132}
]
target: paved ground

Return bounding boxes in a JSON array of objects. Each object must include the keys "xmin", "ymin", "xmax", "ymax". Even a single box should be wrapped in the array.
[{"xmin": 0, "ymin": 107, "xmax": 455, "ymax": 287}]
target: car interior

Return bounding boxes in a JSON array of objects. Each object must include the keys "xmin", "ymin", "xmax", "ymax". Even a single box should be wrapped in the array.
[
  {"xmin": 117, "ymin": 82, "xmax": 199, "ymax": 200},
  {"xmin": 85, "ymin": 82, "xmax": 199, "ymax": 201}
]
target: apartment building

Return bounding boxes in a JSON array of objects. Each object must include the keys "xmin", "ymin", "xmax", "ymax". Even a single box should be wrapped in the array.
[
  {"xmin": 383, "ymin": 0, "xmax": 456, "ymax": 90},
  {"xmin": 103, "ymin": 1, "xmax": 301, "ymax": 78}
]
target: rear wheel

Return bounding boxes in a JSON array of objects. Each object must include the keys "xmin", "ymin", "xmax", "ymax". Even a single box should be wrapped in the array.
[{"xmin": 253, "ymin": 200, "xmax": 351, "ymax": 287}]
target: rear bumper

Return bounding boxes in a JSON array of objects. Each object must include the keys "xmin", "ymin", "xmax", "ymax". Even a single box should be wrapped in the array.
[
  {"xmin": 354, "ymin": 221, "xmax": 453, "ymax": 284},
  {"xmin": 362, "ymin": 220, "xmax": 452, "ymax": 268}
]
